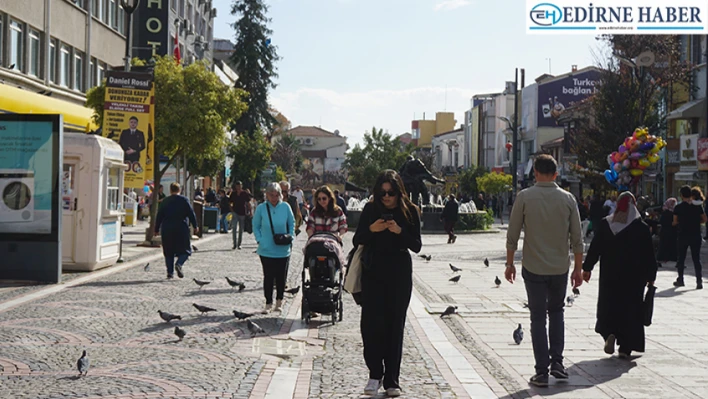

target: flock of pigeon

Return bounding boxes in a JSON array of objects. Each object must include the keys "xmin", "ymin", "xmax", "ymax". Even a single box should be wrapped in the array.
[
  {"xmin": 419, "ymin": 254, "xmax": 582, "ymax": 346},
  {"xmin": 74, "ymin": 260, "xmax": 301, "ymax": 377}
]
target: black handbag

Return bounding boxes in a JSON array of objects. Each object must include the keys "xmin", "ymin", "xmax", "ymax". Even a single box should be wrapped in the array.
[
  {"xmin": 266, "ymin": 203, "xmax": 293, "ymax": 246},
  {"xmin": 643, "ymin": 285, "xmax": 657, "ymax": 327}
]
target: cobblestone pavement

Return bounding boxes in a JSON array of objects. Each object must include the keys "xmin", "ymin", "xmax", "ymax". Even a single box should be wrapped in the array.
[{"xmin": 4, "ymin": 222, "xmax": 708, "ymax": 398}]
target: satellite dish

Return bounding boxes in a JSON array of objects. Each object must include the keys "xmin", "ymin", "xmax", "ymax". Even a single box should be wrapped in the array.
[{"xmin": 636, "ymin": 51, "xmax": 655, "ymax": 67}]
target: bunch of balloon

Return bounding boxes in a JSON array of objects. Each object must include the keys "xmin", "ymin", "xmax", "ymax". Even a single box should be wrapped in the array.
[{"xmin": 605, "ymin": 127, "xmax": 665, "ymax": 191}]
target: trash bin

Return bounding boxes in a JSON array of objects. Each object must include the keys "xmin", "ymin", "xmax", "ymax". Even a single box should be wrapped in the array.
[
  {"xmin": 204, "ymin": 206, "xmax": 218, "ymax": 233},
  {"xmin": 123, "ymin": 196, "xmax": 138, "ymax": 226}
]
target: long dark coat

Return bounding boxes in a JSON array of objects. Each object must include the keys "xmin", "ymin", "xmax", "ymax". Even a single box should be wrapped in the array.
[
  {"xmin": 583, "ymin": 218, "xmax": 658, "ymax": 353},
  {"xmin": 155, "ymin": 194, "xmax": 198, "ymax": 258},
  {"xmin": 657, "ymin": 210, "xmax": 677, "ymax": 262}
]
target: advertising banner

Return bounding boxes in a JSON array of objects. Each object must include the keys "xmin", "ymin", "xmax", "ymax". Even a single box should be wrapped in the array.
[
  {"xmin": 526, "ymin": 0, "xmax": 708, "ymax": 35},
  {"xmin": 537, "ymin": 68, "xmax": 600, "ymax": 127},
  {"xmin": 680, "ymin": 134, "xmax": 698, "ymax": 170},
  {"xmin": 697, "ymin": 138, "xmax": 708, "ymax": 171},
  {"xmin": 102, "ymin": 71, "xmax": 155, "ymax": 189},
  {"xmin": 0, "ymin": 117, "xmax": 61, "ymax": 235}
]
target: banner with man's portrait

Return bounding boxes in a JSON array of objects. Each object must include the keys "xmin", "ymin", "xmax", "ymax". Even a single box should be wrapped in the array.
[{"xmin": 102, "ymin": 71, "xmax": 155, "ymax": 189}]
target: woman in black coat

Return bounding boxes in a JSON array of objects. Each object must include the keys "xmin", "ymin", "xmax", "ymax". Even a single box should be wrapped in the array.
[
  {"xmin": 353, "ymin": 170, "xmax": 422, "ymax": 398},
  {"xmin": 582, "ymin": 192, "xmax": 657, "ymax": 358},
  {"xmin": 657, "ymin": 198, "xmax": 678, "ymax": 265},
  {"xmin": 440, "ymin": 194, "xmax": 459, "ymax": 243},
  {"xmin": 155, "ymin": 182, "xmax": 199, "ymax": 279}
]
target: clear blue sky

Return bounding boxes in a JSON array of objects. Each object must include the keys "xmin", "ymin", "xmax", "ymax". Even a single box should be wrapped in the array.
[{"xmin": 212, "ymin": 0, "xmax": 605, "ymax": 147}]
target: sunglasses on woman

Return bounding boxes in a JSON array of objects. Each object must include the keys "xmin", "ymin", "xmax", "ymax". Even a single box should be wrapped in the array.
[
  {"xmin": 380, "ymin": 190, "xmax": 397, "ymax": 197},
  {"xmin": 317, "ymin": 196, "xmax": 329, "ymax": 202}
]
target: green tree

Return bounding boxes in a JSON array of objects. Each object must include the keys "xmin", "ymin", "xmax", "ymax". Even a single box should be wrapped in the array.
[
  {"xmin": 572, "ymin": 35, "xmax": 694, "ymax": 170},
  {"xmin": 228, "ymin": 131, "xmax": 273, "ymax": 191},
  {"xmin": 187, "ymin": 156, "xmax": 225, "ymax": 181},
  {"xmin": 86, "ymin": 56, "xmax": 247, "ymax": 242},
  {"xmin": 458, "ymin": 165, "xmax": 488, "ymax": 195},
  {"xmin": 230, "ymin": 0, "xmax": 280, "ymax": 136},
  {"xmin": 344, "ymin": 127, "xmax": 415, "ymax": 190},
  {"xmin": 271, "ymin": 133, "xmax": 303, "ymax": 174},
  {"xmin": 476, "ymin": 172, "xmax": 512, "ymax": 196}
]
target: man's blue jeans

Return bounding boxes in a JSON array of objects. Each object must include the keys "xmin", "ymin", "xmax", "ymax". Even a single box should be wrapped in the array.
[
  {"xmin": 231, "ymin": 213, "xmax": 246, "ymax": 248},
  {"xmin": 165, "ymin": 253, "xmax": 189, "ymax": 277},
  {"xmin": 522, "ymin": 267, "xmax": 568, "ymax": 375},
  {"xmin": 219, "ymin": 212, "xmax": 230, "ymax": 232}
]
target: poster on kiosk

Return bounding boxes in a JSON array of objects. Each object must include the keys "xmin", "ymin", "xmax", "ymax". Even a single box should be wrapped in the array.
[
  {"xmin": 0, "ymin": 114, "xmax": 63, "ymax": 283},
  {"xmin": 102, "ymin": 71, "xmax": 155, "ymax": 188}
]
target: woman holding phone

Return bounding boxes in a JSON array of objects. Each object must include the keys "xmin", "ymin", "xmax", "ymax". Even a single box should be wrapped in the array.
[{"xmin": 353, "ymin": 170, "xmax": 422, "ymax": 397}]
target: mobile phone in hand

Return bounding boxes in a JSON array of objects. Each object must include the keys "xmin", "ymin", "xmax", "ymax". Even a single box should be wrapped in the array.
[{"xmin": 381, "ymin": 213, "xmax": 394, "ymax": 221}]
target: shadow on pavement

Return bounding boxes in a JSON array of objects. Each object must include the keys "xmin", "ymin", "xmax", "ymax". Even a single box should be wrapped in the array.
[
  {"xmin": 76, "ymin": 280, "xmax": 160, "ymax": 288},
  {"xmin": 495, "ymin": 358, "xmax": 637, "ymax": 399},
  {"xmin": 139, "ymin": 314, "xmax": 237, "ymax": 333}
]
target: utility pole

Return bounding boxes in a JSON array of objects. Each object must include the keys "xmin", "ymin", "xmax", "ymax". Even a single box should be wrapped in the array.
[
  {"xmin": 121, "ymin": 0, "xmax": 140, "ymax": 72},
  {"xmin": 512, "ymin": 68, "xmax": 519, "ymax": 199}
]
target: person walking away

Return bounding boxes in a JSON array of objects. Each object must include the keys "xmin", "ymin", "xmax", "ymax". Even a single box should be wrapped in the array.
[
  {"xmin": 673, "ymin": 185, "xmax": 706, "ymax": 289},
  {"xmin": 582, "ymin": 192, "xmax": 657, "ymax": 358},
  {"xmin": 306, "ymin": 186, "xmax": 348, "ymax": 240},
  {"xmin": 229, "ymin": 181, "xmax": 251, "ymax": 250},
  {"xmin": 293, "ymin": 185, "xmax": 306, "ymax": 217},
  {"xmin": 474, "ymin": 193, "xmax": 486, "ymax": 211},
  {"xmin": 334, "ymin": 189, "xmax": 348, "ymax": 216},
  {"xmin": 154, "ymin": 183, "xmax": 199, "ymax": 279},
  {"xmin": 657, "ymin": 198, "xmax": 678, "ymax": 267},
  {"xmin": 354, "ymin": 170, "xmax": 422, "ymax": 397},
  {"xmin": 253, "ymin": 183, "xmax": 294, "ymax": 312},
  {"xmin": 440, "ymin": 194, "xmax": 459, "ymax": 243},
  {"xmin": 218, "ymin": 189, "xmax": 231, "ymax": 233},
  {"xmin": 280, "ymin": 181, "xmax": 303, "ymax": 236},
  {"xmin": 604, "ymin": 195, "xmax": 617, "ymax": 216},
  {"xmin": 205, "ymin": 187, "xmax": 217, "ymax": 206},
  {"xmin": 505, "ymin": 154, "xmax": 584, "ymax": 387}
]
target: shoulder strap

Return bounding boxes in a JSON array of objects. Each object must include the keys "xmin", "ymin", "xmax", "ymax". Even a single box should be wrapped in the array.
[{"xmin": 266, "ymin": 203, "xmax": 276, "ymax": 235}]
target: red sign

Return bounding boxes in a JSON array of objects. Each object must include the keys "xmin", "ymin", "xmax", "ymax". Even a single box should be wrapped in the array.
[{"xmin": 698, "ymin": 138, "xmax": 708, "ymax": 171}]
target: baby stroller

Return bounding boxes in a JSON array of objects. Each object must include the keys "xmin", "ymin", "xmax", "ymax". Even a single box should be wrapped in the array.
[{"xmin": 301, "ymin": 232, "xmax": 344, "ymax": 324}]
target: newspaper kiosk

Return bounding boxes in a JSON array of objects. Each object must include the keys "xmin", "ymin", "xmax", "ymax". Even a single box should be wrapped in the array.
[{"xmin": 62, "ymin": 133, "xmax": 127, "ymax": 271}]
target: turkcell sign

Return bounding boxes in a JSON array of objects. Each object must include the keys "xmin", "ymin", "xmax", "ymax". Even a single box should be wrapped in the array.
[{"xmin": 526, "ymin": 0, "xmax": 708, "ymax": 34}]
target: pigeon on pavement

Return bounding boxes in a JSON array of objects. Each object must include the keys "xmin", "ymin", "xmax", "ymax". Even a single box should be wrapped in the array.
[
  {"xmin": 572, "ymin": 287, "xmax": 580, "ymax": 297},
  {"xmin": 174, "ymin": 326, "xmax": 186, "ymax": 341},
  {"xmin": 484, "ymin": 258, "xmax": 489, "ymax": 267},
  {"xmin": 440, "ymin": 305, "xmax": 458, "ymax": 318},
  {"xmin": 418, "ymin": 254, "xmax": 431, "ymax": 261},
  {"xmin": 77, "ymin": 350, "xmax": 89, "ymax": 376},
  {"xmin": 449, "ymin": 263, "xmax": 462, "ymax": 272},
  {"xmin": 192, "ymin": 245, "xmax": 198, "ymax": 251},
  {"xmin": 494, "ymin": 276, "xmax": 501, "ymax": 288},
  {"xmin": 193, "ymin": 278, "xmax": 211, "ymax": 289},
  {"xmin": 233, "ymin": 310, "xmax": 254, "ymax": 320},
  {"xmin": 566, "ymin": 296, "xmax": 575, "ymax": 307},
  {"xmin": 247, "ymin": 319, "xmax": 265, "ymax": 337},
  {"xmin": 226, "ymin": 277, "xmax": 245, "ymax": 290},
  {"xmin": 144, "ymin": 262, "xmax": 150, "ymax": 272},
  {"xmin": 158, "ymin": 310, "xmax": 182, "ymax": 322},
  {"xmin": 285, "ymin": 286, "xmax": 300, "ymax": 295},
  {"xmin": 449, "ymin": 275, "xmax": 461, "ymax": 283},
  {"xmin": 513, "ymin": 324, "xmax": 524, "ymax": 345},
  {"xmin": 193, "ymin": 303, "xmax": 217, "ymax": 315}
]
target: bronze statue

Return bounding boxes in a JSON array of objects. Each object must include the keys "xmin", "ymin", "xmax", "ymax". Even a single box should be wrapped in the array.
[{"xmin": 399, "ymin": 155, "xmax": 445, "ymax": 205}]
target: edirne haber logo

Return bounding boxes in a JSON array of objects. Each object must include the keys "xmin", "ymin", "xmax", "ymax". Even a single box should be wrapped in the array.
[{"xmin": 526, "ymin": 0, "xmax": 708, "ymax": 34}]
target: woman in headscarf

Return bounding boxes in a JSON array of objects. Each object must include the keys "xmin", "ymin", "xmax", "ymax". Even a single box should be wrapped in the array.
[
  {"xmin": 582, "ymin": 192, "xmax": 657, "ymax": 358},
  {"xmin": 657, "ymin": 198, "xmax": 678, "ymax": 266}
]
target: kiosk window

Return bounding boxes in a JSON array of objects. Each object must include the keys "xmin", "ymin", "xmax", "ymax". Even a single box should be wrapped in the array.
[{"xmin": 106, "ymin": 166, "xmax": 121, "ymax": 211}]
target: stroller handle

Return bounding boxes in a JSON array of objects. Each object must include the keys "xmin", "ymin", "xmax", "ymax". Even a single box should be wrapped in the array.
[{"xmin": 309, "ymin": 231, "xmax": 343, "ymax": 245}]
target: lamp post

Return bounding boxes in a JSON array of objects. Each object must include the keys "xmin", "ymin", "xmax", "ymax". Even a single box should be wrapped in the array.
[{"xmin": 120, "ymin": 0, "xmax": 140, "ymax": 72}]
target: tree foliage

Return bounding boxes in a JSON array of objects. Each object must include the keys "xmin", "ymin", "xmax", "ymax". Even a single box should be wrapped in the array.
[
  {"xmin": 228, "ymin": 131, "xmax": 273, "ymax": 191},
  {"xmin": 573, "ymin": 35, "xmax": 695, "ymax": 169},
  {"xmin": 458, "ymin": 165, "xmax": 489, "ymax": 195},
  {"xmin": 85, "ymin": 56, "xmax": 247, "ymax": 242},
  {"xmin": 476, "ymin": 172, "xmax": 512, "ymax": 195},
  {"xmin": 187, "ymin": 156, "xmax": 225, "ymax": 181},
  {"xmin": 343, "ymin": 127, "xmax": 415, "ymax": 190},
  {"xmin": 271, "ymin": 133, "xmax": 303, "ymax": 174},
  {"xmin": 230, "ymin": 0, "xmax": 280, "ymax": 136}
]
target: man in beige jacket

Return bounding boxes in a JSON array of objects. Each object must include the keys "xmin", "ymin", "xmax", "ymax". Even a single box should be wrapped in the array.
[{"xmin": 505, "ymin": 154, "xmax": 584, "ymax": 387}]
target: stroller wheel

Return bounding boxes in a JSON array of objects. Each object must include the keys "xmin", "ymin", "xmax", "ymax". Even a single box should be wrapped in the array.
[
  {"xmin": 301, "ymin": 298, "xmax": 310, "ymax": 322},
  {"xmin": 339, "ymin": 299, "xmax": 343, "ymax": 321},
  {"xmin": 332, "ymin": 309, "xmax": 337, "ymax": 325}
]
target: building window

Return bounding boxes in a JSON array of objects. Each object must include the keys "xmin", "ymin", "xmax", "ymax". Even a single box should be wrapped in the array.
[
  {"xmin": 28, "ymin": 29, "xmax": 40, "ymax": 77},
  {"xmin": 117, "ymin": 5, "xmax": 125, "ymax": 34},
  {"xmin": 89, "ymin": 58, "xmax": 96, "ymax": 88},
  {"xmin": 92, "ymin": 0, "xmax": 102, "ymax": 18},
  {"xmin": 0, "ymin": 18, "xmax": 4, "ymax": 66},
  {"xmin": 170, "ymin": 0, "xmax": 175, "ymax": 9},
  {"xmin": 691, "ymin": 35, "xmax": 705, "ymax": 65},
  {"xmin": 49, "ymin": 39, "xmax": 56, "ymax": 83},
  {"xmin": 74, "ymin": 51, "xmax": 84, "ymax": 91},
  {"xmin": 10, "ymin": 20, "xmax": 24, "ymax": 71},
  {"xmin": 98, "ymin": 63, "xmax": 105, "ymax": 84},
  {"xmin": 179, "ymin": 0, "xmax": 185, "ymax": 17},
  {"xmin": 187, "ymin": 4, "xmax": 193, "ymax": 25},
  {"xmin": 109, "ymin": 0, "xmax": 117, "ymax": 28},
  {"xmin": 60, "ymin": 45, "xmax": 70, "ymax": 87}
]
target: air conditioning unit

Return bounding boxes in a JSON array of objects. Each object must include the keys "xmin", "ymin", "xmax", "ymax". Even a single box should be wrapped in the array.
[{"xmin": 303, "ymin": 138, "xmax": 314, "ymax": 146}]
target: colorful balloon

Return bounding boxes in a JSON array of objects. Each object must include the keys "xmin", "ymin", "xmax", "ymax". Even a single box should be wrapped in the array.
[{"xmin": 630, "ymin": 169, "xmax": 644, "ymax": 176}]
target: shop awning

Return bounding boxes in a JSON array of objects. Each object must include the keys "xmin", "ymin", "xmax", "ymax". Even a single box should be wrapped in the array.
[
  {"xmin": 345, "ymin": 181, "xmax": 367, "ymax": 192},
  {"xmin": 0, "ymin": 84, "xmax": 99, "ymax": 132},
  {"xmin": 666, "ymin": 98, "xmax": 706, "ymax": 120},
  {"xmin": 675, "ymin": 171, "xmax": 700, "ymax": 181}
]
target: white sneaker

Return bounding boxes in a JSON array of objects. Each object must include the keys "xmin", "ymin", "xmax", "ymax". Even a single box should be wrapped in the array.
[
  {"xmin": 363, "ymin": 378, "xmax": 382, "ymax": 396},
  {"xmin": 386, "ymin": 387, "xmax": 401, "ymax": 397},
  {"xmin": 273, "ymin": 299, "xmax": 283, "ymax": 312},
  {"xmin": 263, "ymin": 303, "xmax": 272, "ymax": 313}
]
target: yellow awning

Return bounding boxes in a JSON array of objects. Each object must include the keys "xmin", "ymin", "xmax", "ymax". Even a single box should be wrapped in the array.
[{"xmin": 0, "ymin": 84, "xmax": 99, "ymax": 132}]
